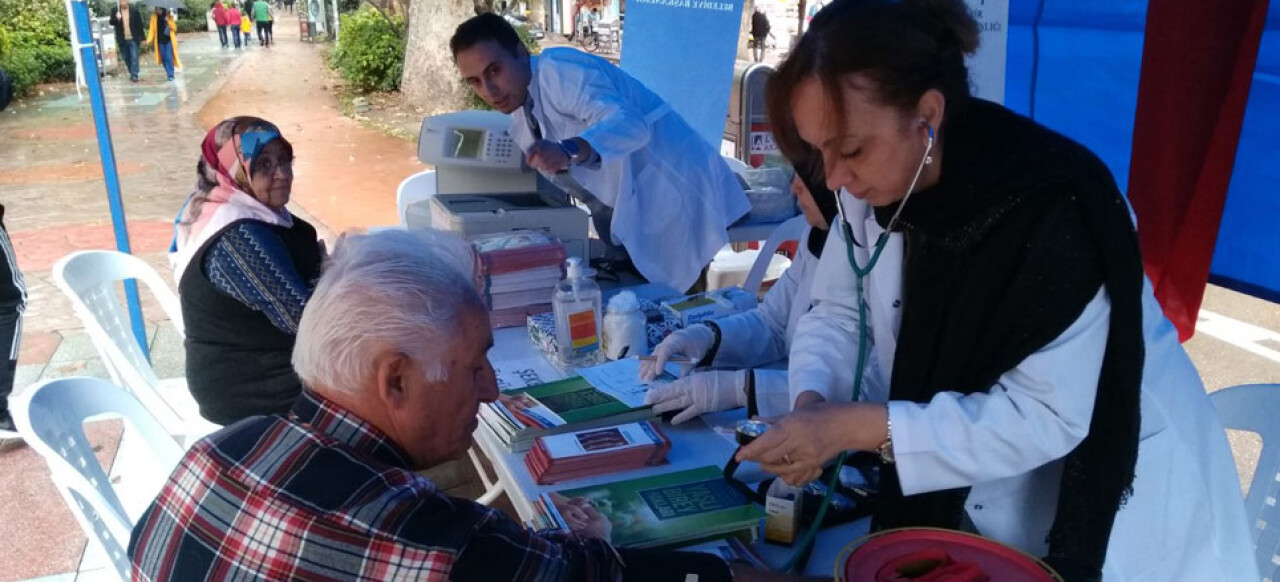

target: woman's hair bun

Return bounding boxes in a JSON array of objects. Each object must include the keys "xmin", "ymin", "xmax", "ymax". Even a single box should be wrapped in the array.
[{"xmin": 906, "ymin": 0, "xmax": 980, "ymax": 55}]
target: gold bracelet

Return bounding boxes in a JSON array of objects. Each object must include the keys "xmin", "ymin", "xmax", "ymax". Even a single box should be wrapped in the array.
[{"xmin": 877, "ymin": 404, "xmax": 896, "ymax": 464}]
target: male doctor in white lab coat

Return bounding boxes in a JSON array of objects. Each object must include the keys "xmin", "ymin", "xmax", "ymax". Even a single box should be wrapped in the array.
[{"xmin": 451, "ymin": 13, "xmax": 751, "ymax": 292}]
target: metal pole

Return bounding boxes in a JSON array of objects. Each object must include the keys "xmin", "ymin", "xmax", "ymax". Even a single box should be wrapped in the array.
[
  {"xmin": 63, "ymin": 0, "xmax": 86, "ymax": 94},
  {"xmin": 331, "ymin": 0, "xmax": 340, "ymax": 42},
  {"xmin": 313, "ymin": 0, "xmax": 326, "ymax": 35},
  {"xmin": 71, "ymin": 0, "xmax": 151, "ymax": 361}
]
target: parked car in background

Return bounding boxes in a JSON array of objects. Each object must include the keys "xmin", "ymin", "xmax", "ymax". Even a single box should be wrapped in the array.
[{"xmin": 502, "ymin": 12, "xmax": 546, "ymax": 40}]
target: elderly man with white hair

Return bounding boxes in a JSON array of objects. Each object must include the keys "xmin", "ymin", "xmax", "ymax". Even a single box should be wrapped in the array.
[{"xmin": 128, "ymin": 229, "xmax": 783, "ymax": 582}]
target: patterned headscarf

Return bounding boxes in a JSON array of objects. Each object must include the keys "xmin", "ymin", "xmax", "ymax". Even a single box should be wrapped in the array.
[{"xmin": 169, "ymin": 117, "xmax": 294, "ymax": 283}]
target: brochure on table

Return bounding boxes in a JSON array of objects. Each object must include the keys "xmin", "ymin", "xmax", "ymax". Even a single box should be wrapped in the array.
[{"xmin": 478, "ymin": 323, "xmax": 873, "ymax": 574}]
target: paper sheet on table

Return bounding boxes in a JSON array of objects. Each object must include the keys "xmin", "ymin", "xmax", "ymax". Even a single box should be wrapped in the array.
[
  {"xmin": 575, "ymin": 358, "xmax": 678, "ymax": 408},
  {"xmin": 493, "ymin": 356, "xmax": 563, "ymax": 392}
]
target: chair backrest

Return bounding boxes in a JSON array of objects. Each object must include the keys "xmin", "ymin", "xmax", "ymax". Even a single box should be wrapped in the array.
[
  {"xmin": 743, "ymin": 215, "xmax": 808, "ymax": 295},
  {"xmin": 11, "ymin": 377, "xmax": 185, "ymax": 581},
  {"xmin": 53, "ymin": 250, "xmax": 187, "ymax": 432},
  {"xmin": 397, "ymin": 169, "xmax": 437, "ymax": 228},
  {"xmin": 1209, "ymin": 383, "xmax": 1280, "ymax": 579}
]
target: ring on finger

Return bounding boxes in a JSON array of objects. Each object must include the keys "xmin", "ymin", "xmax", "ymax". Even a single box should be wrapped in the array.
[{"xmin": 784, "ymin": 454, "xmax": 793, "ymax": 465}]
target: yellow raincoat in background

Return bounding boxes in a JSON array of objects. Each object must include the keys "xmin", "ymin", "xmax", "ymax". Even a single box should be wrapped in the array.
[{"xmin": 146, "ymin": 12, "xmax": 182, "ymax": 69}]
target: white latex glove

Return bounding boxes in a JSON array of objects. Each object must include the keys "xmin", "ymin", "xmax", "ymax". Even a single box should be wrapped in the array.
[
  {"xmin": 638, "ymin": 324, "xmax": 716, "ymax": 382},
  {"xmin": 644, "ymin": 369, "xmax": 748, "ymax": 424}
]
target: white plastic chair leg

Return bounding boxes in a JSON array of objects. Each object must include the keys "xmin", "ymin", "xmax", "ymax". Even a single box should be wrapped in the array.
[{"xmin": 467, "ymin": 446, "xmax": 505, "ymax": 506}]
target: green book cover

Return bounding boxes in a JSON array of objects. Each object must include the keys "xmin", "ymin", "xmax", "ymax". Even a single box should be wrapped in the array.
[
  {"xmin": 505, "ymin": 376, "xmax": 638, "ymax": 424},
  {"xmin": 555, "ymin": 466, "xmax": 764, "ymax": 548}
]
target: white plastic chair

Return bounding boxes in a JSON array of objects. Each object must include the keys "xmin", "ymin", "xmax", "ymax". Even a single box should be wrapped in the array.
[
  {"xmin": 53, "ymin": 250, "xmax": 218, "ymax": 442},
  {"xmin": 1209, "ymin": 383, "xmax": 1280, "ymax": 580},
  {"xmin": 742, "ymin": 214, "xmax": 808, "ymax": 295},
  {"xmin": 11, "ymin": 377, "xmax": 184, "ymax": 582},
  {"xmin": 707, "ymin": 215, "xmax": 807, "ymax": 294},
  {"xmin": 466, "ymin": 447, "xmax": 505, "ymax": 506},
  {"xmin": 397, "ymin": 169, "xmax": 437, "ymax": 228}
]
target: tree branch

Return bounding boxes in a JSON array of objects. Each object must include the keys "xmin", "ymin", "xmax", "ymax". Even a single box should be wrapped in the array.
[{"xmin": 362, "ymin": 0, "xmax": 402, "ymax": 37}]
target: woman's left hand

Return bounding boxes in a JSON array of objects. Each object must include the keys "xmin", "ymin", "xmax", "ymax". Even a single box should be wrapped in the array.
[{"xmin": 735, "ymin": 402, "xmax": 887, "ymax": 486}]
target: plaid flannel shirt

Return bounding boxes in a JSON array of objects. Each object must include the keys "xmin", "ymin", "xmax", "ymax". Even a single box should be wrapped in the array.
[{"xmin": 129, "ymin": 390, "xmax": 624, "ymax": 581}]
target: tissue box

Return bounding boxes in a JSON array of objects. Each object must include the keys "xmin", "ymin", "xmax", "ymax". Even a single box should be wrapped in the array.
[
  {"xmin": 660, "ymin": 287, "xmax": 758, "ymax": 327},
  {"xmin": 528, "ymin": 299, "xmax": 682, "ymax": 358}
]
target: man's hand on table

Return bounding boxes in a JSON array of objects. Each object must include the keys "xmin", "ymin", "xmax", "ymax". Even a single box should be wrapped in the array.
[{"xmin": 550, "ymin": 493, "xmax": 612, "ymax": 541}]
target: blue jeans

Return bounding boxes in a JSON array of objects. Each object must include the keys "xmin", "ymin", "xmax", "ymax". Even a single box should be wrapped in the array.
[
  {"xmin": 231, "ymin": 28, "xmax": 241, "ymax": 47},
  {"xmin": 217, "ymin": 25, "xmax": 228, "ymax": 46},
  {"xmin": 158, "ymin": 42, "xmax": 175, "ymax": 80},
  {"xmin": 120, "ymin": 39, "xmax": 140, "ymax": 80}
]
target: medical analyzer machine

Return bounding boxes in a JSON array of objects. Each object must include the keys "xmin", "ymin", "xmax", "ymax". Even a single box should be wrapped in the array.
[{"xmin": 414, "ymin": 110, "xmax": 590, "ymax": 258}]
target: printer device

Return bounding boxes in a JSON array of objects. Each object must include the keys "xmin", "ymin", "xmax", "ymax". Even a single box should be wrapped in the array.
[{"xmin": 414, "ymin": 110, "xmax": 591, "ymax": 259}]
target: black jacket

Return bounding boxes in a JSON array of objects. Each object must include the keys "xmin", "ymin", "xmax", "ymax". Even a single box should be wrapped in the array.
[
  {"xmin": 751, "ymin": 10, "xmax": 770, "ymax": 39},
  {"xmin": 180, "ymin": 217, "xmax": 323, "ymax": 425},
  {"xmin": 109, "ymin": 5, "xmax": 145, "ymax": 45}
]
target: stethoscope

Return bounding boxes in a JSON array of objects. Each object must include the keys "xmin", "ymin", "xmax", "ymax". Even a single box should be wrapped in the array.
[
  {"xmin": 835, "ymin": 120, "xmax": 935, "ymax": 402},
  {"xmin": 779, "ymin": 121, "xmax": 937, "ymax": 573}
]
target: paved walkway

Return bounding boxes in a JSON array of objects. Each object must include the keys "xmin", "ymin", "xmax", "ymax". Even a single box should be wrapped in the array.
[{"xmin": 0, "ymin": 13, "xmax": 433, "ymax": 580}]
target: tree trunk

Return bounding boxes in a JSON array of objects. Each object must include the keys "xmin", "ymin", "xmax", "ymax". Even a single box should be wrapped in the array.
[
  {"xmin": 400, "ymin": 0, "xmax": 477, "ymax": 114},
  {"xmin": 736, "ymin": 0, "xmax": 754, "ymax": 62},
  {"xmin": 529, "ymin": 0, "xmax": 545, "ymax": 28},
  {"xmin": 796, "ymin": 0, "xmax": 806, "ymax": 40}
]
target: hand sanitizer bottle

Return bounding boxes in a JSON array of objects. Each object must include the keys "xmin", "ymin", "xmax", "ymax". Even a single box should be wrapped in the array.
[{"xmin": 553, "ymin": 257, "xmax": 603, "ymax": 367}]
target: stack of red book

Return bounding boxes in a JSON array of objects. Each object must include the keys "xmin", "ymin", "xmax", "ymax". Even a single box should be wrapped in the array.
[
  {"xmin": 525, "ymin": 421, "xmax": 672, "ymax": 485},
  {"xmin": 471, "ymin": 231, "xmax": 566, "ymax": 328}
]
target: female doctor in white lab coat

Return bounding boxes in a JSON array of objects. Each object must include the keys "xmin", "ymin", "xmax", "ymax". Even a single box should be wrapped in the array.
[
  {"xmin": 640, "ymin": 168, "xmax": 839, "ymax": 422},
  {"xmin": 735, "ymin": 1, "xmax": 1257, "ymax": 581}
]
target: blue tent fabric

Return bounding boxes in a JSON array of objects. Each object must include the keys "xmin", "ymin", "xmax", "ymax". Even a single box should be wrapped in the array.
[
  {"xmin": 1003, "ymin": 0, "xmax": 1280, "ymax": 304},
  {"xmin": 1004, "ymin": 0, "xmax": 1148, "ymax": 196},
  {"xmin": 1214, "ymin": 12, "xmax": 1280, "ymax": 304}
]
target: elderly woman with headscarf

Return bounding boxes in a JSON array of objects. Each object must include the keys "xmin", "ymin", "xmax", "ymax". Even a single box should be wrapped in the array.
[{"xmin": 170, "ymin": 117, "xmax": 323, "ymax": 425}]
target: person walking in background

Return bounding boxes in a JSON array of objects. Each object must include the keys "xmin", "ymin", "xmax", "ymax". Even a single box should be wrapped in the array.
[
  {"xmin": 750, "ymin": 7, "xmax": 771, "ymax": 62},
  {"xmin": 0, "ymin": 204, "xmax": 27, "ymax": 438},
  {"xmin": 146, "ymin": 7, "xmax": 181, "ymax": 82},
  {"xmin": 265, "ymin": 3, "xmax": 275, "ymax": 45},
  {"xmin": 109, "ymin": 0, "xmax": 145, "ymax": 82},
  {"xmin": 212, "ymin": 0, "xmax": 229, "ymax": 48},
  {"xmin": 284, "ymin": 0, "xmax": 294, "ymax": 14},
  {"xmin": 240, "ymin": 6, "xmax": 254, "ymax": 49},
  {"xmin": 226, "ymin": 3, "xmax": 242, "ymax": 48},
  {"xmin": 252, "ymin": 0, "xmax": 273, "ymax": 47}
]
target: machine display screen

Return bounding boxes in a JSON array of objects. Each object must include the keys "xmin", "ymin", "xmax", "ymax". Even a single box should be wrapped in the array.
[{"xmin": 449, "ymin": 128, "xmax": 486, "ymax": 160}]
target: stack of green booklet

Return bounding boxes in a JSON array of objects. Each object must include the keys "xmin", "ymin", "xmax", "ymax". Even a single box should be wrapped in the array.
[
  {"xmin": 535, "ymin": 466, "xmax": 765, "ymax": 548},
  {"xmin": 480, "ymin": 359, "xmax": 673, "ymax": 452},
  {"xmin": 480, "ymin": 375, "xmax": 654, "ymax": 452}
]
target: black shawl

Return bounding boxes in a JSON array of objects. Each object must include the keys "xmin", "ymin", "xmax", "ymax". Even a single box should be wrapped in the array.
[{"xmin": 868, "ymin": 99, "xmax": 1144, "ymax": 580}]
